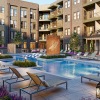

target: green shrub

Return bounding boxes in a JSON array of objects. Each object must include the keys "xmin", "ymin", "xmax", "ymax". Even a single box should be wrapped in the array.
[
  {"xmin": 0, "ymin": 55, "xmax": 13, "ymax": 59},
  {"xmin": 13, "ymin": 60, "xmax": 36, "ymax": 67},
  {"xmin": 40, "ymin": 55, "xmax": 66, "ymax": 59}
]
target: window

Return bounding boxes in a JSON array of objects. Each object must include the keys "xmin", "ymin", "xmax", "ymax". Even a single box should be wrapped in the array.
[
  {"xmin": 10, "ymin": 8, "xmax": 17, "ymax": 16},
  {"xmin": 74, "ymin": 27, "xmax": 77, "ymax": 32},
  {"xmin": 65, "ymin": 2, "xmax": 68, "ymax": 8},
  {"xmin": 22, "ymin": 32, "xmax": 27, "ymax": 39},
  {"xmin": 21, "ymin": 10, "xmax": 27, "ymax": 18},
  {"xmin": 68, "ymin": 0, "xmax": 70, "ymax": 7},
  {"xmin": 21, "ymin": 21, "xmax": 27, "ymax": 29},
  {"xmin": 31, "ymin": 22, "xmax": 36, "ymax": 29},
  {"xmin": 74, "ymin": 12, "xmax": 76, "ymax": 20},
  {"xmin": 65, "ymin": 28, "xmax": 70, "ymax": 35},
  {"xmin": 65, "ymin": 15, "xmax": 70, "ymax": 22},
  {"xmin": 68, "ymin": 28, "xmax": 70, "ymax": 35},
  {"xmin": 65, "ymin": 15, "xmax": 67, "ymax": 22},
  {"xmin": 65, "ymin": 29, "xmax": 67, "ymax": 35},
  {"xmin": 77, "ymin": 26, "xmax": 80, "ymax": 34},
  {"xmin": 68, "ymin": 15, "xmax": 70, "ymax": 21},
  {"xmin": 0, "ymin": 19, "xmax": 4, "ymax": 25},
  {"xmin": 10, "ymin": 20, "xmax": 17, "ymax": 28},
  {"xmin": 10, "ymin": 31, "xmax": 16, "ymax": 40},
  {"xmin": 0, "ymin": 31, "xmax": 4, "ymax": 37},
  {"xmin": 77, "ymin": 0, "xmax": 80, "ymax": 3},
  {"xmin": 0, "ymin": 7, "xmax": 4, "ymax": 13},
  {"xmin": 74, "ymin": 0, "xmax": 77, "ymax": 4},
  {"xmin": 77, "ymin": 11, "xmax": 80, "ymax": 19}
]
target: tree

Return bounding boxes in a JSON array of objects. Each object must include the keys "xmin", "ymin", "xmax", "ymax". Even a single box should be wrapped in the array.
[
  {"xmin": 13, "ymin": 32, "xmax": 23, "ymax": 47},
  {"xmin": 69, "ymin": 32, "xmax": 80, "ymax": 52}
]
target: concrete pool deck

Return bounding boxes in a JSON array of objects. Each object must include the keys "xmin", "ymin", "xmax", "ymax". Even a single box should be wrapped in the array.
[
  {"xmin": 0, "ymin": 57, "xmax": 100, "ymax": 100},
  {"xmin": 0, "ymin": 67, "xmax": 99, "ymax": 100}
]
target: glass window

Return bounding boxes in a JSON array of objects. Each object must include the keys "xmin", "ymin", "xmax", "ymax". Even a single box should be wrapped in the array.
[
  {"xmin": 10, "ymin": 8, "xmax": 13, "ymax": 16},
  {"xmin": 65, "ymin": 29, "xmax": 67, "ymax": 35},
  {"xmin": 74, "ymin": 12, "xmax": 76, "ymax": 20},
  {"xmin": 77, "ymin": 0, "xmax": 80, "ymax": 3},
  {"xmin": 77, "ymin": 26, "xmax": 80, "ymax": 34},
  {"xmin": 68, "ymin": 15, "xmax": 70, "ymax": 21},
  {"xmin": 14, "ymin": 9, "xmax": 17, "ymax": 16},
  {"xmin": 1, "ymin": 19, "xmax": 4, "ymax": 25},
  {"xmin": 65, "ymin": 15, "xmax": 67, "ymax": 22},
  {"xmin": 68, "ymin": 0, "xmax": 70, "ymax": 7},
  {"xmin": 74, "ymin": 0, "xmax": 77, "ymax": 4},
  {"xmin": 1, "ymin": 7, "xmax": 4, "ymax": 13},
  {"xmin": 68, "ymin": 28, "xmax": 70, "ymax": 35},
  {"xmin": 74, "ymin": 27, "xmax": 77, "ymax": 32},
  {"xmin": 65, "ymin": 1, "xmax": 68, "ymax": 8},
  {"xmin": 77, "ymin": 11, "xmax": 80, "ymax": 19}
]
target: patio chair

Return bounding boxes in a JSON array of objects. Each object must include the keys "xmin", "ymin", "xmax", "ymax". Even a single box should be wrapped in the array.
[
  {"xmin": 19, "ymin": 72, "xmax": 67, "ymax": 100},
  {"xmin": 81, "ymin": 73, "xmax": 100, "ymax": 83},
  {"xmin": 79, "ymin": 52, "xmax": 89, "ymax": 59},
  {"xmin": 73, "ymin": 52, "xmax": 82, "ymax": 58},
  {"xmin": 3, "ymin": 67, "xmax": 45, "ymax": 92},
  {"xmin": 80, "ymin": 51, "xmax": 97, "ymax": 60}
]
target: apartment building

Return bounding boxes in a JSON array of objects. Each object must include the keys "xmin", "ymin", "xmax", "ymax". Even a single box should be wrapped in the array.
[
  {"xmin": 0, "ymin": 0, "xmax": 39, "ymax": 52},
  {"xmin": 48, "ymin": 0, "xmax": 83, "ymax": 50},
  {"xmin": 83, "ymin": 0, "xmax": 100, "ymax": 53},
  {"xmin": 39, "ymin": 5, "xmax": 50, "ymax": 49}
]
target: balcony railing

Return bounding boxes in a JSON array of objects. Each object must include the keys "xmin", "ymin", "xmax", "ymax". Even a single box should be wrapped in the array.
[
  {"xmin": 48, "ymin": 25, "xmax": 57, "ymax": 30},
  {"xmin": 49, "ymin": 13, "xmax": 57, "ymax": 19},
  {"xmin": 84, "ymin": 11, "xmax": 100, "ymax": 23},
  {"xmin": 57, "ymin": 8, "xmax": 63, "ymax": 16},
  {"xmin": 57, "ymin": 21, "xmax": 63, "ymax": 29}
]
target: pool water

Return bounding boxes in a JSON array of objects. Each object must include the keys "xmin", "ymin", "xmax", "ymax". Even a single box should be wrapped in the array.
[{"xmin": 13, "ymin": 55, "xmax": 100, "ymax": 79}]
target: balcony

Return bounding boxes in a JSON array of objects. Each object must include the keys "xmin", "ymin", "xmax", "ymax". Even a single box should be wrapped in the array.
[
  {"xmin": 39, "ymin": 27, "xmax": 50, "ymax": 32},
  {"xmin": 48, "ymin": 5, "xmax": 57, "ymax": 9},
  {"xmin": 57, "ymin": 32, "xmax": 63, "ymax": 39},
  {"xmin": 83, "ymin": 0, "xmax": 100, "ymax": 8},
  {"xmin": 57, "ymin": 20, "xmax": 63, "ymax": 29},
  {"xmin": 39, "ymin": 17, "xmax": 50, "ymax": 22},
  {"xmin": 49, "ymin": 14, "xmax": 57, "ymax": 20},
  {"xmin": 84, "ymin": 12, "xmax": 100, "ymax": 23},
  {"xmin": 57, "ymin": 8, "xmax": 63, "ymax": 17},
  {"xmin": 48, "ymin": 25, "xmax": 57, "ymax": 31},
  {"xmin": 39, "ymin": 37, "xmax": 46, "ymax": 41}
]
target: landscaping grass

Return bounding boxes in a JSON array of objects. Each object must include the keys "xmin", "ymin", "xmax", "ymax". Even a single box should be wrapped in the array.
[
  {"xmin": 0, "ymin": 55, "xmax": 13, "ymax": 59},
  {"xmin": 13, "ymin": 60, "xmax": 36, "ymax": 67}
]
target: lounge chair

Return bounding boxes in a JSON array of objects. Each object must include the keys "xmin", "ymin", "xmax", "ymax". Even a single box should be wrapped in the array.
[
  {"xmin": 19, "ymin": 72, "xmax": 67, "ymax": 100},
  {"xmin": 79, "ymin": 52, "xmax": 89, "ymax": 59},
  {"xmin": 3, "ymin": 67, "xmax": 45, "ymax": 92},
  {"xmin": 73, "ymin": 52, "xmax": 82, "ymax": 58},
  {"xmin": 80, "ymin": 51, "xmax": 97, "ymax": 60},
  {"xmin": 81, "ymin": 73, "xmax": 100, "ymax": 83}
]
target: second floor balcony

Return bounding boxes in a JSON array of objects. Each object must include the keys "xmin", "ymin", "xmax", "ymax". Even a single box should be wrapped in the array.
[
  {"xmin": 48, "ymin": 25, "xmax": 57, "ymax": 31},
  {"xmin": 39, "ymin": 27, "xmax": 50, "ymax": 32}
]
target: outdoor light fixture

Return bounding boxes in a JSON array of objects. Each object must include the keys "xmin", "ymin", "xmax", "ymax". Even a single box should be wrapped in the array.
[
  {"xmin": 24, "ymin": 56, "xmax": 27, "ymax": 62},
  {"xmin": 96, "ymin": 82, "xmax": 100, "ymax": 99}
]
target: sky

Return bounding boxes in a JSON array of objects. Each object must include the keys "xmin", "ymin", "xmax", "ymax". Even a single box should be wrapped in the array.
[{"xmin": 23, "ymin": 0, "xmax": 56, "ymax": 5}]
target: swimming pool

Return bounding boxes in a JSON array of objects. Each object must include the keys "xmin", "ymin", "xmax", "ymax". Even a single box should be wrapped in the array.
[{"xmin": 12, "ymin": 54, "xmax": 100, "ymax": 79}]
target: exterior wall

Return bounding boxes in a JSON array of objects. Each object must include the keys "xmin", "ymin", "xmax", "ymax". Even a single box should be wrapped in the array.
[{"xmin": 0, "ymin": 0, "xmax": 39, "ymax": 51}]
